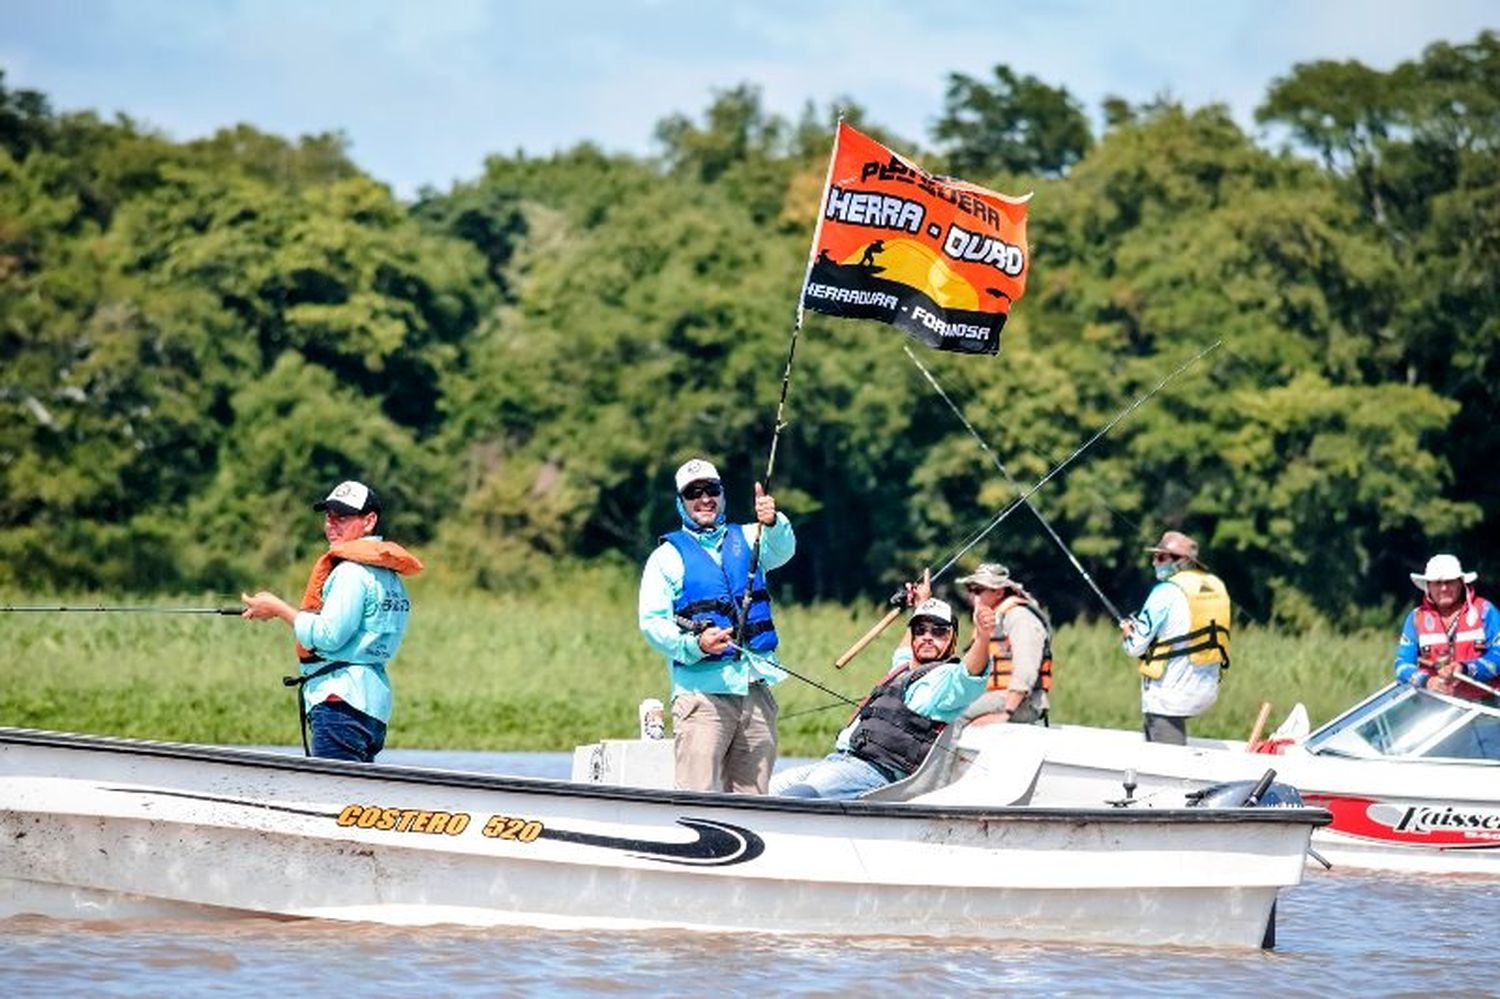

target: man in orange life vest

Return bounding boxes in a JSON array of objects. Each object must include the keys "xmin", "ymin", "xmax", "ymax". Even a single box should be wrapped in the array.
[
  {"xmin": 241, "ymin": 480, "xmax": 423, "ymax": 762},
  {"xmin": 954, "ymin": 563, "xmax": 1053, "ymax": 727},
  {"xmin": 1394, "ymin": 554, "xmax": 1500, "ymax": 698}
]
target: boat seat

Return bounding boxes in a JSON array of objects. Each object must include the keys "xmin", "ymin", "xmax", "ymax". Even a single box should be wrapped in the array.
[{"xmin": 858, "ymin": 725, "xmax": 964, "ymax": 802}]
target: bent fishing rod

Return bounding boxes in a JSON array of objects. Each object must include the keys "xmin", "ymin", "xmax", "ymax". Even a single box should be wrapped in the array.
[
  {"xmin": 903, "ymin": 344, "xmax": 1125, "ymax": 623},
  {"xmin": 0, "ymin": 604, "xmax": 241, "ymax": 615},
  {"xmin": 835, "ymin": 340, "xmax": 1222, "ymax": 668}
]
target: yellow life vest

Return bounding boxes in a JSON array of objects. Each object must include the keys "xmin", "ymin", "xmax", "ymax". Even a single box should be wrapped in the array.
[{"xmin": 1140, "ymin": 569, "xmax": 1231, "ymax": 679}]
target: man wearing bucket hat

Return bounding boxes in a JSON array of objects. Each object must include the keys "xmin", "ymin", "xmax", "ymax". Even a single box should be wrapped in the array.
[
  {"xmin": 638, "ymin": 458, "xmax": 795, "ymax": 793},
  {"xmin": 241, "ymin": 480, "xmax": 424, "ymax": 762},
  {"xmin": 954, "ymin": 562, "xmax": 1054, "ymax": 727},
  {"xmin": 1394, "ymin": 554, "xmax": 1500, "ymax": 698},
  {"xmin": 1120, "ymin": 530, "xmax": 1232, "ymax": 745},
  {"xmin": 771, "ymin": 576, "xmax": 993, "ymax": 799}
]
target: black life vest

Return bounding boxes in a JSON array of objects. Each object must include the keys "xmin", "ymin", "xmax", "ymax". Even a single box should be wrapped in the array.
[{"xmin": 847, "ymin": 661, "xmax": 948, "ymax": 779}]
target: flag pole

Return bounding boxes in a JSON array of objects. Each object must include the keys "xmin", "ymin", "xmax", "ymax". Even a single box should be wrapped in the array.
[{"xmin": 732, "ymin": 117, "xmax": 844, "ymax": 649}]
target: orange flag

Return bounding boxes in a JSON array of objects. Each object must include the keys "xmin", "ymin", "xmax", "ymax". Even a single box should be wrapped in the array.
[{"xmin": 800, "ymin": 122, "xmax": 1030, "ymax": 355}]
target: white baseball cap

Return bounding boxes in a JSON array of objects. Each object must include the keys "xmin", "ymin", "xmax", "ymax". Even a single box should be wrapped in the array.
[
  {"xmin": 909, "ymin": 598, "xmax": 956, "ymax": 627},
  {"xmin": 674, "ymin": 459, "xmax": 721, "ymax": 493},
  {"xmin": 313, "ymin": 480, "xmax": 381, "ymax": 516}
]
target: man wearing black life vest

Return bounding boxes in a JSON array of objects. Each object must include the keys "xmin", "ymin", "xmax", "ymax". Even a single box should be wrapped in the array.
[
  {"xmin": 1120, "ymin": 530, "xmax": 1231, "ymax": 745},
  {"xmin": 954, "ymin": 563, "xmax": 1053, "ymax": 727},
  {"xmin": 1394, "ymin": 554, "xmax": 1500, "ymax": 698},
  {"xmin": 638, "ymin": 458, "xmax": 795, "ymax": 794},
  {"xmin": 771, "ymin": 582, "xmax": 993, "ymax": 799}
]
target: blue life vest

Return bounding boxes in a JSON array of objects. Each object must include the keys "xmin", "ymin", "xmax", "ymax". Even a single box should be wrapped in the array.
[{"xmin": 664, "ymin": 527, "xmax": 779, "ymax": 663}]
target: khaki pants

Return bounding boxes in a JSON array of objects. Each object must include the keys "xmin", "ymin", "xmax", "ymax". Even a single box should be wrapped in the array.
[{"xmin": 672, "ymin": 684, "xmax": 778, "ymax": 793}]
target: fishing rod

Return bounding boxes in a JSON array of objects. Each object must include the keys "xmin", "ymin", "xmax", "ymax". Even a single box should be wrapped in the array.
[
  {"xmin": 835, "ymin": 340, "xmax": 1221, "ymax": 668},
  {"xmin": 733, "ymin": 316, "xmax": 804, "ymax": 651},
  {"xmin": 676, "ymin": 616, "xmax": 857, "ymax": 706},
  {"xmin": 0, "ymin": 604, "xmax": 241, "ymax": 615},
  {"xmin": 902, "ymin": 344, "xmax": 1126, "ymax": 622}
]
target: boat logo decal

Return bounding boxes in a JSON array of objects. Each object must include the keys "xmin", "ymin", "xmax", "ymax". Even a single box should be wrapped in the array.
[
  {"xmin": 108, "ymin": 788, "xmax": 763, "ymax": 865},
  {"xmin": 1304, "ymin": 793, "xmax": 1500, "ymax": 849},
  {"xmin": 539, "ymin": 816, "xmax": 766, "ymax": 867}
]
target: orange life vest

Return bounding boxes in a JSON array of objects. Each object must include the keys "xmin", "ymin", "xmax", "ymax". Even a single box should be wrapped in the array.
[
  {"xmin": 986, "ymin": 595, "xmax": 1054, "ymax": 693},
  {"xmin": 294, "ymin": 538, "xmax": 424, "ymax": 663},
  {"xmin": 1412, "ymin": 594, "xmax": 1499, "ymax": 700}
]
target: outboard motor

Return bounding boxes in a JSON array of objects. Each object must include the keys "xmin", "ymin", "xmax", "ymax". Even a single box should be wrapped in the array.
[{"xmin": 1186, "ymin": 768, "xmax": 1305, "ymax": 808}]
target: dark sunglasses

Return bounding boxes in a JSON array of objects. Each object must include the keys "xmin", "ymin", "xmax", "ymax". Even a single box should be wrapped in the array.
[
  {"xmin": 911, "ymin": 622, "xmax": 953, "ymax": 638},
  {"xmin": 680, "ymin": 481, "xmax": 723, "ymax": 500},
  {"xmin": 1151, "ymin": 552, "xmax": 1175, "ymax": 564}
]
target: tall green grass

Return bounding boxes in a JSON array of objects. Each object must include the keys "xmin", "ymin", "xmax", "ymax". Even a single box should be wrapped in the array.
[{"xmin": 0, "ymin": 580, "xmax": 1397, "ymax": 755}]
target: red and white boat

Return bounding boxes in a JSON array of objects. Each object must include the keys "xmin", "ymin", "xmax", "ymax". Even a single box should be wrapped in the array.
[{"xmin": 956, "ymin": 683, "xmax": 1500, "ymax": 876}]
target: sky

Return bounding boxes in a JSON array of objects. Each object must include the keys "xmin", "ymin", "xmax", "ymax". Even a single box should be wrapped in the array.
[{"xmin": 4, "ymin": 1, "xmax": 1496, "ymax": 198}]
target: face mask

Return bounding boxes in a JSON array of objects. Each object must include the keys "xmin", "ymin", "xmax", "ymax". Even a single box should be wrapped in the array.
[{"xmin": 1155, "ymin": 563, "xmax": 1177, "ymax": 581}]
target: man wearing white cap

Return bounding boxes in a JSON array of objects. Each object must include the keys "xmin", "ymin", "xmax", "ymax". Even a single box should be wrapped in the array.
[
  {"xmin": 241, "ymin": 480, "xmax": 423, "ymax": 762},
  {"xmin": 638, "ymin": 458, "xmax": 795, "ymax": 793},
  {"xmin": 1120, "ymin": 530, "xmax": 1232, "ymax": 745},
  {"xmin": 1395, "ymin": 554, "xmax": 1500, "ymax": 698},
  {"xmin": 771, "ymin": 575, "xmax": 993, "ymax": 799}
]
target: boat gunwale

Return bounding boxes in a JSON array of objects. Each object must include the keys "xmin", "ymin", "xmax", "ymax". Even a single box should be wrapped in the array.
[{"xmin": 0, "ymin": 726, "xmax": 1330, "ymax": 828}]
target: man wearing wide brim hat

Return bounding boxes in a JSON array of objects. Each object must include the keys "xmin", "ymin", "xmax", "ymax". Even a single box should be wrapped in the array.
[
  {"xmin": 1120, "ymin": 529, "xmax": 1232, "ymax": 745},
  {"xmin": 771, "ymin": 572, "xmax": 993, "ymax": 800},
  {"xmin": 953, "ymin": 562, "xmax": 1053, "ymax": 727},
  {"xmin": 1394, "ymin": 554, "xmax": 1500, "ymax": 698}
]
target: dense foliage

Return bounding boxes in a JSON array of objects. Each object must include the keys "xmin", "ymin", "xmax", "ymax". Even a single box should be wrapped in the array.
[{"xmin": 2, "ymin": 33, "xmax": 1497, "ymax": 628}]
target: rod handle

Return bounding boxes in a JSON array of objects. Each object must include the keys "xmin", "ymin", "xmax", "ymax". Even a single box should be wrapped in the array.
[
  {"xmin": 1245, "ymin": 701, "xmax": 1273, "ymax": 751},
  {"xmin": 834, "ymin": 606, "xmax": 903, "ymax": 669}
]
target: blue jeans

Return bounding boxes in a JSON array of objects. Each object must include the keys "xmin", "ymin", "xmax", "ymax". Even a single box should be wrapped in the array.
[
  {"xmin": 309, "ymin": 699, "xmax": 387, "ymax": 763},
  {"xmin": 770, "ymin": 751, "xmax": 892, "ymax": 799}
]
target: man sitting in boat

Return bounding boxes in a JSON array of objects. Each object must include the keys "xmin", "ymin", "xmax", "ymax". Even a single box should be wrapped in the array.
[
  {"xmin": 240, "ymin": 480, "xmax": 423, "ymax": 763},
  {"xmin": 638, "ymin": 458, "xmax": 795, "ymax": 794},
  {"xmin": 770, "ymin": 584, "xmax": 992, "ymax": 799},
  {"xmin": 954, "ymin": 562, "xmax": 1053, "ymax": 727},
  {"xmin": 1120, "ymin": 530, "xmax": 1231, "ymax": 746},
  {"xmin": 1395, "ymin": 553, "xmax": 1500, "ymax": 699}
]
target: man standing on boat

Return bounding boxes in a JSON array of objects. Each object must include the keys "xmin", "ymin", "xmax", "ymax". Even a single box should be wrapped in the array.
[
  {"xmin": 1119, "ymin": 530, "xmax": 1231, "ymax": 745},
  {"xmin": 638, "ymin": 458, "xmax": 795, "ymax": 793},
  {"xmin": 954, "ymin": 563, "xmax": 1053, "ymax": 727},
  {"xmin": 241, "ymin": 480, "xmax": 423, "ymax": 763},
  {"xmin": 770, "ymin": 583, "xmax": 992, "ymax": 799},
  {"xmin": 1394, "ymin": 553, "xmax": 1500, "ymax": 698}
]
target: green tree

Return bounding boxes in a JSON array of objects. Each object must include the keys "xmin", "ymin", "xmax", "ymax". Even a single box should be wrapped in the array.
[{"xmin": 931, "ymin": 65, "xmax": 1093, "ymax": 179}]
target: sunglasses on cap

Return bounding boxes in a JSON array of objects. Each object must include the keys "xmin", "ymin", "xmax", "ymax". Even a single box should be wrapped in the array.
[
  {"xmin": 680, "ymin": 481, "xmax": 723, "ymax": 500},
  {"xmin": 911, "ymin": 621, "xmax": 953, "ymax": 638}
]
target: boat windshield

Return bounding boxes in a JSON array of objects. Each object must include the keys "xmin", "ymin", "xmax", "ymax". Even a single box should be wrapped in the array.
[{"xmin": 1306, "ymin": 684, "xmax": 1500, "ymax": 762}]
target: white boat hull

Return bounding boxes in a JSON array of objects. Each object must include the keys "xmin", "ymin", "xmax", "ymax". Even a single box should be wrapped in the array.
[
  {"xmin": 0, "ymin": 728, "xmax": 1324, "ymax": 948},
  {"xmin": 955, "ymin": 723, "xmax": 1500, "ymax": 877}
]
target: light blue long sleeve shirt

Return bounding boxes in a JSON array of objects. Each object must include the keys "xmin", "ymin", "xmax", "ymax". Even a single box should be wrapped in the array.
[
  {"xmin": 292, "ymin": 543, "xmax": 412, "ymax": 723},
  {"xmin": 1123, "ymin": 579, "xmax": 1220, "ymax": 717},
  {"xmin": 638, "ymin": 514, "xmax": 795, "ymax": 696}
]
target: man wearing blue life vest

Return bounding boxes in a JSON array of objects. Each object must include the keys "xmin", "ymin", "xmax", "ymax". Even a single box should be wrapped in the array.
[
  {"xmin": 638, "ymin": 458, "xmax": 796, "ymax": 793},
  {"xmin": 241, "ymin": 480, "xmax": 423, "ymax": 763},
  {"xmin": 1120, "ymin": 530, "xmax": 1231, "ymax": 745},
  {"xmin": 1394, "ymin": 554, "xmax": 1500, "ymax": 698}
]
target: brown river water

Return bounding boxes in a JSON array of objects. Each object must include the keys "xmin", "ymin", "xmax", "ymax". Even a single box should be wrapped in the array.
[{"xmin": 4, "ymin": 749, "xmax": 1497, "ymax": 997}]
